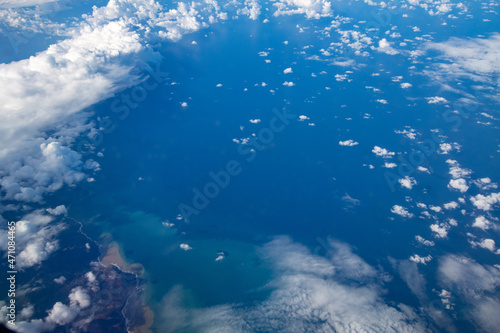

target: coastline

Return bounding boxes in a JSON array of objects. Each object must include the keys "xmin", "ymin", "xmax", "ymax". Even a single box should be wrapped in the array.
[{"xmin": 100, "ymin": 240, "xmax": 155, "ymax": 333}]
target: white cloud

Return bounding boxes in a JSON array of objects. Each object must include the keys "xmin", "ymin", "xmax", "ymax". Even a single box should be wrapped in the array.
[
  {"xmin": 46, "ymin": 205, "xmax": 67, "ymax": 216},
  {"xmin": 372, "ymin": 146, "xmax": 395, "ymax": 158},
  {"xmin": 400, "ymin": 82, "xmax": 412, "ymax": 88},
  {"xmin": 46, "ymin": 302, "xmax": 79, "ymax": 326},
  {"xmin": 249, "ymin": 119, "xmax": 261, "ymax": 124},
  {"xmin": 399, "ymin": 176, "xmax": 417, "ymax": 189},
  {"xmin": 273, "ymin": 0, "xmax": 333, "ymax": 19},
  {"xmin": 410, "ymin": 254, "xmax": 433, "ymax": 264},
  {"xmin": 180, "ymin": 243, "xmax": 192, "ymax": 251},
  {"xmin": 415, "ymin": 235, "xmax": 435, "ymax": 246},
  {"xmin": 426, "ymin": 96, "xmax": 449, "ymax": 104},
  {"xmin": 282, "ymin": 81, "xmax": 294, "ymax": 86},
  {"xmin": 443, "ymin": 201, "xmax": 459, "ymax": 210},
  {"xmin": 425, "ymin": 34, "xmax": 500, "ymax": 88},
  {"xmin": 339, "ymin": 139, "xmax": 358, "ymax": 146},
  {"xmin": 237, "ymin": 0, "xmax": 261, "ymax": 20},
  {"xmin": 471, "ymin": 192, "xmax": 500, "ymax": 211},
  {"xmin": 376, "ymin": 99, "xmax": 388, "ymax": 104},
  {"xmin": 383, "ymin": 162, "xmax": 397, "ymax": 168},
  {"xmin": 448, "ymin": 178, "xmax": 469, "ymax": 193},
  {"xmin": 283, "ymin": 67, "xmax": 293, "ymax": 74},
  {"xmin": 391, "ymin": 205, "xmax": 413, "ymax": 218},
  {"xmin": 472, "ymin": 216, "xmax": 492, "ymax": 230},
  {"xmin": 430, "ymin": 223, "xmax": 449, "ymax": 238},
  {"xmin": 0, "ymin": 0, "xmax": 58, "ymax": 8},
  {"xmin": 158, "ymin": 236, "xmax": 429, "ymax": 332},
  {"xmin": 377, "ymin": 38, "xmax": 399, "ymax": 55}
]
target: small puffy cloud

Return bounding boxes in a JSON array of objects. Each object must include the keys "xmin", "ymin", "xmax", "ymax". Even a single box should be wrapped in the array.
[
  {"xmin": 46, "ymin": 302, "xmax": 79, "ymax": 326},
  {"xmin": 339, "ymin": 139, "xmax": 358, "ymax": 146},
  {"xmin": 471, "ymin": 192, "xmax": 500, "ymax": 211},
  {"xmin": 410, "ymin": 254, "xmax": 433, "ymax": 265},
  {"xmin": 249, "ymin": 119, "xmax": 261, "ymax": 124},
  {"xmin": 180, "ymin": 102, "xmax": 188, "ymax": 107},
  {"xmin": 400, "ymin": 82, "xmax": 412, "ymax": 88},
  {"xmin": 415, "ymin": 235, "xmax": 435, "ymax": 246},
  {"xmin": 283, "ymin": 81, "xmax": 295, "ymax": 86},
  {"xmin": 283, "ymin": 67, "xmax": 293, "ymax": 74},
  {"xmin": 216, "ymin": 83, "xmax": 223, "ymax": 87},
  {"xmin": 391, "ymin": 205, "xmax": 413, "ymax": 218},
  {"xmin": 372, "ymin": 146, "xmax": 395, "ymax": 158},
  {"xmin": 383, "ymin": 162, "xmax": 397, "ymax": 168},
  {"xmin": 448, "ymin": 178, "xmax": 469, "ymax": 193},
  {"xmin": 472, "ymin": 216, "xmax": 492, "ymax": 230},
  {"xmin": 298, "ymin": 115, "xmax": 309, "ymax": 121},
  {"xmin": 376, "ymin": 99, "xmax": 388, "ymax": 104},
  {"xmin": 430, "ymin": 223, "xmax": 449, "ymax": 238},
  {"xmin": 273, "ymin": 0, "xmax": 333, "ymax": 19},
  {"xmin": 399, "ymin": 176, "xmax": 417, "ymax": 189},
  {"xmin": 377, "ymin": 38, "xmax": 399, "ymax": 55},
  {"xmin": 54, "ymin": 276, "xmax": 67, "ymax": 284},
  {"xmin": 69, "ymin": 287, "xmax": 91, "ymax": 309},
  {"xmin": 426, "ymin": 96, "xmax": 449, "ymax": 104},
  {"xmin": 470, "ymin": 239, "xmax": 497, "ymax": 253},
  {"xmin": 180, "ymin": 243, "xmax": 192, "ymax": 251},
  {"xmin": 443, "ymin": 201, "xmax": 459, "ymax": 210},
  {"xmin": 46, "ymin": 205, "xmax": 67, "ymax": 216}
]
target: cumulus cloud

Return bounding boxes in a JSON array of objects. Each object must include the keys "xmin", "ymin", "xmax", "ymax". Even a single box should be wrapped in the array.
[
  {"xmin": 179, "ymin": 243, "xmax": 192, "ymax": 251},
  {"xmin": 472, "ymin": 216, "xmax": 492, "ymax": 230},
  {"xmin": 158, "ymin": 236, "xmax": 430, "ymax": 332},
  {"xmin": 410, "ymin": 254, "xmax": 433, "ymax": 265},
  {"xmin": 391, "ymin": 205, "xmax": 414, "ymax": 218},
  {"xmin": 471, "ymin": 192, "xmax": 500, "ymax": 211},
  {"xmin": 415, "ymin": 235, "xmax": 435, "ymax": 246},
  {"xmin": 372, "ymin": 146, "xmax": 395, "ymax": 158},
  {"xmin": 448, "ymin": 178, "xmax": 469, "ymax": 193},
  {"xmin": 426, "ymin": 96, "xmax": 449, "ymax": 104},
  {"xmin": 399, "ymin": 176, "xmax": 417, "ymax": 189},
  {"xmin": 377, "ymin": 38, "xmax": 399, "ymax": 55},
  {"xmin": 339, "ymin": 139, "xmax": 358, "ymax": 146},
  {"xmin": 3, "ymin": 210, "xmax": 66, "ymax": 269},
  {"xmin": 273, "ymin": 0, "xmax": 333, "ymax": 19}
]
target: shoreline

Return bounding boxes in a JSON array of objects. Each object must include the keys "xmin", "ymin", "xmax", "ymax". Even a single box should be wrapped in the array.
[{"xmin": 100, "ymin": 240, "xmax": 154, "ymax": 333}]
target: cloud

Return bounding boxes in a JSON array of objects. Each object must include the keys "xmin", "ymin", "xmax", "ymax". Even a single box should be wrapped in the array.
[
  {"xmin": 237, "ymin": 0, "xmax": 261, "ymax": 20},
  {"xmin": 426, "ymin": 96, "xmax": 449, "ymax": 104},
  {"xmin": 398, "ymin": 176, "xmax": 417, "ymax": 189},
  {"xmin": 400, "ymin": 82, "xmax": 412, "ymax": 88},
  {"xmin": 157, "ymin": 236, "xmax": 430, "ymax": 332},
  {"xmin": 472, "ymin": 216, "xmax": 492, "ymax": 230},
  {"xmin": 415, "ymin": 235, "xmax": 435, "ymax": 247},
  {"xmin": 431, "ymin": 223, "xmax": 450, "ymax": 239},
  {"xmin": 448, "ymin": 178, "xmax": 469, "ymax": 193},
  {"xmin": 0, "ymin": 0, "xmax": 58, "ymax": 8},
  {"xmin": 283, "ymin": 67, "xmax": 293, "ymax": 74},
  {"xmin": 438, "ymin": 255, "xmax": 500, "ymax": 332},
  {"xmin": 425, "ymin": 34, "xmax": 500, "ymax": 86},
  {"xmin": 179, "ymin": 243, "xmax": 192, "ymax": 251},
  {"xmin": 1, "ymin": 210, "xmax": 66, "ymax": 269},
  {"xmin": 377, "ymin": 38, "xmax": 399, "ymax": 55},
  {"xmin": 372, "ymin": 146, "xmax": 395, "ymax": 158},
  {"xmin": 46, "ymin": 205, "xmax": 67, "ymax": 216},
  {"xmin": 338, "ymin": 139, "xmax": 358, "ymax": 146},
  {"xmin": 273, "ymin": 0, "xmax": 333, "ymax": 19},
  {"xmin": 410, "ymin": 255, "xmax": 433, "ymax": 265},
  {"xmin": 391, "ymin": 205, "xmax": 414, "ymax": 218},
  {"xmin": 471, "ymin": 192, "xmax": 500, "ymax": 211},
  {"xmin": 282, "ymin": 81, "xmax": 294, "ymax": 86}
]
